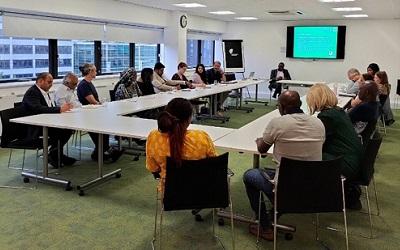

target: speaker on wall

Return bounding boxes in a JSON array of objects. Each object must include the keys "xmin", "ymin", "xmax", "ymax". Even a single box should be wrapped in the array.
[{"xmin": 397, "ymin": 79, "xmax": 400, "ymax": 95}]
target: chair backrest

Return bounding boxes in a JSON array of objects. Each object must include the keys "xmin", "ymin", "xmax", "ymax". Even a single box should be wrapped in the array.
[
  {"xmin": 358, "ymin": 135, "xmax": 383, "ymax": 186},
  {"xmin": 109, "ymin": 89, "xmax": 116, "ymax": 102},
  {"xmin": 0, "ymin": 106, "xmax": 30, "ymax": 147},
  {"xmin": 276, "ymin": 157, "xmax": 344, "ymax": 214},
  {"xmin": 225, "ymin": 73, "xmax": 236, "ymax": 82},
  {"xmin": 163, "ymin": 152, "xmax": 229, "ymax": 211},
  {"xmin": 360, "ymin": 119, "xmax": 377, "ymax": 146},
  {"xmin": 14, "ymin": 102, "xmax": 23, "ymax": 107}
]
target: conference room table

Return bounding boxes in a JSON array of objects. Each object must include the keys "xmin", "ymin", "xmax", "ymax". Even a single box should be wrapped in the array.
[
  {"xmin": 277, "ymin": 79, "xmax": 326, "ymax": 89},
  {"xmin": 213, "ymin": 95, "xmax": 352, "ymax": 168},
  {"xmin": 10, "ymin": 79, "xmax": 265, "ymax": 194},
  {"xmin": 11, "ymin": 111, "xmax": 234, "ymax": 194}
]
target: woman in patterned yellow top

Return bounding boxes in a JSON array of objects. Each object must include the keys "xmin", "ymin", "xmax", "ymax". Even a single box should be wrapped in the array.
[{"xmin": 146, "ymin": 98, "xmax": 217, "ymax": 192}]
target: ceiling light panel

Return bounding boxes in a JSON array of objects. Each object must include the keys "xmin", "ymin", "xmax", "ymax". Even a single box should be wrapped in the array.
[{"xmin": 173, "ymin": 3, "xmax": 206, "ymax": 8}]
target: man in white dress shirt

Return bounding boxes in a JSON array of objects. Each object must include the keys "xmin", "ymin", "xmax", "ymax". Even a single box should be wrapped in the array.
[{"xmin": 55, "ymin": 72, "xmax": 82, "ymax": 108}]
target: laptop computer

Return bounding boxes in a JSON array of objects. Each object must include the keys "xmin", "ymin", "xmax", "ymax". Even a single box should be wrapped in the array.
[{"xmin": 248, "ymin": 72, "xmax": 255, "ymax": 79}]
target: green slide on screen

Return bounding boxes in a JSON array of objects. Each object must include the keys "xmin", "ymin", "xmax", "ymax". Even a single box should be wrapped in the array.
[{"xmin": 293, "ymin": 26, "xmax": 338, "ymax": 59}]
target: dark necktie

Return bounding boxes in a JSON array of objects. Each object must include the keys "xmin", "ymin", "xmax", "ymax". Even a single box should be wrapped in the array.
[{"xmin": 47, "ymin": 93, "xmax": 54, "ymax": 107}]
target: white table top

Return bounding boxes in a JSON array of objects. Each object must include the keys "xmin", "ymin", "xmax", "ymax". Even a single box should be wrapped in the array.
[
  {"xmin": 214, "ymin": 95, "xmax": 352, "ymax": 155},
  {"xmin": 277, "ymin": 79, "xmax": 326, "ymax": 86},
  {"xmin": 11, "ymin": 112, "xmax": 234, "ymax": 142},
  {"xmin": 104, "ymin": 79, "xmax": 266, "ymax": 116}
]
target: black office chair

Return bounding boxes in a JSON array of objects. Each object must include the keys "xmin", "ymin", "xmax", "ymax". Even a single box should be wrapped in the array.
[
  {"xmin": 263, "ymin": 157, "xmax": 348, "ymax": 250},
  {"xmin": 355, "ymin": 135, "xmax": 383, "ymax": 238},
  {"xmin": 0, "ymin": 106, "xmax": 42, "ymax": 189},
  {"xmin": 14, "ymin": 102, "xmax": 23, "ymax": 107},
  {"xmin": 360, "ymin": 119, "xmax": 377, "ymax": 146},
  {"xmin": 151, "ymin": 153, "xmax": 235, "ymax": 250},
  {"xmin": 109, "ymin": 89, "xmax": 116, "ymax": 102}
]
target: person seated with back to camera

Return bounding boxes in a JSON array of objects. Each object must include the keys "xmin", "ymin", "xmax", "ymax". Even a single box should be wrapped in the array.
[
  {"xmin": 307, "ymin": 83, "xmax": 364, "ymax": 210},
  {"xmin": 268, "ymin": 62, "xmax": 291, "ymax": 98},
  {"xmin": 22, "ymin": 72, "xmax": 76, "ymax": 168},
  {"xmin": 146, "ymin": 98, "xmax": 217, "ymax": 193},
  {"xmin": 348, "ymin": 82, "xmax": 379, "ymax": 139},
  {"xmin": 76, "ymin": 63, "xmax": 124, "ymax": 162},
  {"xmin": 152, "ymin": 62, "xmax": 188, "ymax": 92},
  {"xmin": 243, "ymin": 90, "xmax": 325, "ymax": 240},
  {"xmin": 374, "ymin": 70, "xmax": 395, "ymax": 126},
  {"xmin": 114, "ymin": 67, "xmax": 141, "ymax": 101}
]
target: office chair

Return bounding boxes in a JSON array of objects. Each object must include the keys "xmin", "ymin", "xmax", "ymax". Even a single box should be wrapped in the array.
[
  {"xmin": 260, "ymin": 157, "xmax": 349, "ymax": 250},
  {"xmin": 355, "ymin": 135, "xmax": 383, "ymax": 238},
  {"xmin": 0, "ymin": 106, "xmax": 42, "ymax": 189},
  {"xmin": 151, "ymin": 153, "xmax": 235, "ymax": 250}
]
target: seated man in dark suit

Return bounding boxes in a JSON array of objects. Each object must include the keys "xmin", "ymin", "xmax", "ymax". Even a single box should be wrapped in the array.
[
  {"xmin": 268, "ymin": 62, "xmax": 291, "ymax": 98},
  {"xmin": 22, "ymin": 72, "xmax": 76, "ymax": 168},
  {"xmin": 206, "ymin": 61, "xmax": 228, "ymax": 113}
]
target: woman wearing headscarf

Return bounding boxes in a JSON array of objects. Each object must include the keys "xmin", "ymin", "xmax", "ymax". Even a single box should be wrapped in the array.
[{"xmin": 114, "ymin": 68, "xmax": 142, "ymax": 100}]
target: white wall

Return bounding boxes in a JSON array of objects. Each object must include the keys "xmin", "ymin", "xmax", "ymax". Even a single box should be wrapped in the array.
[{"xmin": 223, "ymin": 19, "xmax": 400, "ymax": 100}]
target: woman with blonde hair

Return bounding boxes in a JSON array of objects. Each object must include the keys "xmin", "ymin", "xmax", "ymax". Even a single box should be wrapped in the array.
[{"xmin": 307, "ymin": 83, "xmax": 363, "ymax": 209}]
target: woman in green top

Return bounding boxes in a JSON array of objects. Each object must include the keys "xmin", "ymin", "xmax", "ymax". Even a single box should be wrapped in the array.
[
  {"xmin": 307, "ymin": 83, "xmax": 363, "ymax": 180},
  {"xmin": 307, "ymin": 84, "xmax": 364, "ymax": 209}
]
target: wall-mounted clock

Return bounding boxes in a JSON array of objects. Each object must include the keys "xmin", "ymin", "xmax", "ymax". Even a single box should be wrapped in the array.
[{"xmin": 180, "ymin": 15, "xmax": 188, "ymax": 28}]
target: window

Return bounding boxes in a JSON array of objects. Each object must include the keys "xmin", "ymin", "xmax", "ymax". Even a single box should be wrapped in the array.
[
  {"xmin": 58, "ymin": 59, "xmax": 72, "ymax": 67},
  {"xmin": 35, "ymin": 45, "xmax": 48, "ymax": 54},
  {"xmin": 58, "ymin": 46, "xmax": 72, "ymax": 54},
  {"xmin": 0, "ymin": 74, "xmax": 10, "ymax": 79},
  {"xmin": 186, "ymin": 39, "xmax": 215, "ymax": 68},
  {"xmin": 0, "ymin": 60, "xmax": 10, "ymax": 69},
  {"xmin": 73, "ymin": 41, "xmax": 94, "ymax": 75},
  {"xmin": 14, "ymin": 73, "xmax": 33, "ymax": 78},
  {"xmin": 186, "ymin": 39, "xmax": 199, "ymax": 68},
  {"xmin": 101, "ymin": 42, "xmax": 129, "ymax": 73},
  {"xmin": 201, "ymin": 40, "xmax": 214, "ymax": 67},
  {"xmin": 13, "ymin": 59, "xmax": 33, "ymax": 69},
  {"xmin": 35, "ymin": 59, "xmax": 49, "ymax": 68},
  {"xmin": 135, "ymin": 44, "xmax": 158, "ymax": 71},
  {"xmin": 0, "ymin": 44, "xmax": 10, "ymax": 54},
  {"xmin": 12, "ymin": 45, "xmax": 33, "ymax": 54},
  {"xmin": 56, "ymin": 40, "xmax": 94, "ymax": 76}
]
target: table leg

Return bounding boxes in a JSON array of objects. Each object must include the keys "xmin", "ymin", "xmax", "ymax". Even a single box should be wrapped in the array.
[
  {"xmin": 21, "ymin": 126, "xmax": 72, "ymax": 190},
  {"xmin": 253, "ymin": 154, "xmax": 260, "ymax": 168},
  {"xmin": 217, "ymin": 152, "xmax": 295, "ymax": 234},
  {"xmin": 77, "ymin": 133, "xmax": 122, "ymax": 196}
]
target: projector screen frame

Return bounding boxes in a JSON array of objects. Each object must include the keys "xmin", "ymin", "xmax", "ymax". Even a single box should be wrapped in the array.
[{"xmin": 286, "ymin": 25, "xmax": 346, "ymax": 60}]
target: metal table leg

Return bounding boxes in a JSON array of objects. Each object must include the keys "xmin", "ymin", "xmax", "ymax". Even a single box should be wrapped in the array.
[
  {"xmin": 21, "ymin": 126, "xmax": 72, "ymax": 190},
  {"xmin": 77, "ymin": 133, "xmax": 122, "ymax": 196},
  {"xmin": 244, "ymin": 84, "xmax": 269, "ymax": 106},
  {"xmin": 217, "ymin": 153, "xmax": 296, "ymax": 234}
]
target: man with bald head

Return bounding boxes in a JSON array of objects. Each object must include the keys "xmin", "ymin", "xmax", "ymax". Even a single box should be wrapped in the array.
[
  {"xmin": 22, "ymin": 72, "xmax": 76, "ymax": 168},
  {"xmin": 243, "ymin": 90, "xmax": 325, "ymax": 240}
]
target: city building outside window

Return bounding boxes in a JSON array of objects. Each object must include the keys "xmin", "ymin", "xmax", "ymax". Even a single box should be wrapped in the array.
[
  {"xmin": 186, "ymin": 39, "xmax": 215, "ymax": 68},
  {"xmin": 135, "ymin": 43, "xmax": 158, "ymax": 71},
  {"xmin": 101, "ymin": 42, "xmax": 129, "ymax": 74}
]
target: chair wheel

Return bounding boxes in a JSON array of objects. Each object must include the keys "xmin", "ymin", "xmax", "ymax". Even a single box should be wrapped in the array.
[
  {"xmin": 133, "ymin": 156, "xmax": 139, "ymax": 161},
  {"xmin": 23, "ymin": 177, "xmax": 30, "ymax": 183},
  {"xmin": 79, "ymin": 190, "xmax": 85, "ymax": 196},
  {"xmin": 195, "ymin": 214, "xmax": 203, "ymax": 222},
  {"xmin": 218, "ymin": 218, "xmax": 225, "ymax": 226},
  {"xmin": 65, "ymin": 184, "xmax": 73, "ymax": 191},
  {"xmin": 115, "ymin": 173, "xmax": 122, "ymax": 178},
  {"xmin": 285, "ymin": 233, "xmax": 293, "ymax": 240}
]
